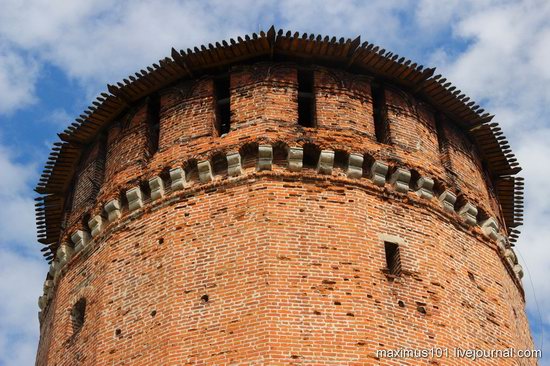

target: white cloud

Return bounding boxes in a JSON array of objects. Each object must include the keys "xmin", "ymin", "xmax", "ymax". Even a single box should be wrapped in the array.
[
  {"xmin": 0, "ymin": 47, "xmax": 38, "ymax": 114},
  {"xmin": 0, "ymin": 143, "xmax": 47, "ymax": 366},
  {"xmin": 44, "ymin": 108, "xmax": 73, "ymax": 128},
  {"xmin": 429, "ymin": 0, "xmax": 550, "ymax": 129},
  {"xmin": 0, "ymin": 145, "xmax": 38, "ymax": 249},
  {"xmin": 0, "ymin": 0, "xmax": 266, "ymax": 91},
  {"xmin": 0, "ymin": 249, "xmax": 46, "ymax": 366},
  {"xmin": 0, "ymin": 0, "xmax": 420, "ymax": 107}
]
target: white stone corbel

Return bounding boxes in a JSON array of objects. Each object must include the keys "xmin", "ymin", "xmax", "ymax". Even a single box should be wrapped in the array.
[
  {"xmin": 57, "ymin": 244, "xmax": 74, "ymax": 267},
  {"xmin": 480, "ymin": 217, "xmax": 499, "ymax": 240},
  {"xmin": 226, "ymin": 152, "xmax": 243, "ymax": 177},
  {"xmin": 288, "ymin": 147, "xmax": 303, "ymax": 172},
  {"xmin": 88, "ymin": 215, "xmax": 105, "ymax": 238},
  {"xmin": 513, "ymin": 264, "xmax": 524, "ymax": 279},
  {"xmin": 126, "ymin": 187, "xmax": 144, "ymax": 211},
  {"xmin": 438, "ymin": 190, "xmax": 457, "ymax": 212},
  {"xmin": 495, "ymin": 233, "xmax": 508, "ymax": 253},
  {"xmin": 505, "ymin": 248, "xmax": 518, "ymax": 266},
  {"xmin": 317, "ymin": 150, "xmax": 335, "ymax": 175},
  {"xmin": 257, "ymin": 145, "xmax": 273, "ymax": 171},
  {"xmin": 71, "ymin": 230, "xmax": 90, "ymax": 253},
  {"xmin": 38, "ymin": 295, "xmax": 47, "ymax": 311},
  {"xmin": 104, "ymin": 199, "xmax": 122, "ymax": 222},
  {"xmin": 148, "ymin": 176, "xmax": 165, "ymax": 200},
  {"xmin": 197, "ymin": 160, "xmax": 213, "ymax": 183},
  {"xmin": 415, "ymin": 177, "xmax": 434, "ymax": 199},
  {"xmin": 51, "ymin": 260, "xmax": 61, "ymax": 284},
  {"xmin": 43, "ymin": 279, "xmax": 53, "ymax": 293},
  {"xmin": 458, "ymin": 202, "xmax": 478, "ymax": 226},
  {"xmin": 369, "ymin": 160, "xmax": 388, "ymax": 187},
  {"xmin": 48, "ymin": 262, "xmax": 57, "ymax": 278},
  {"xmin": 389, "ymin": 168, "xmax": 411, "ymax": 193},
  {"xmin": 43, "ymin": 279, "xmax": 53, "ymax": 300},
  {"xmin": 169, "ymin": 167, "xmax": 187, "ymax": 190},
  {"xmin": 346, "ymin": 153, "xmax": 363, "ymax": 179}
]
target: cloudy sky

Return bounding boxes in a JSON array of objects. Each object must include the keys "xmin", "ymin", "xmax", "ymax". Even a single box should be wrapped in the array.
[{"xmin": 0, "ymin": 0, "xmax": 548, "ymax": 364}]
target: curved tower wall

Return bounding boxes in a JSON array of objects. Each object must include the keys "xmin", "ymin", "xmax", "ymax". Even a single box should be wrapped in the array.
[{"xmin": 36, "ymin": 62, "xmax": 533, "ymax": 365}]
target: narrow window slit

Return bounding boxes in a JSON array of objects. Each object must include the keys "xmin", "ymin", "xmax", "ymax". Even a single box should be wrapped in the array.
[
  {"xmin": 297, "ymin": 69, "xmax": 315, "ymax": 127},
  {"xmin": 435, "ymin": 113, "xmax": 448, "ymax": 156},
  {"xmin": 95, "ymin": 134, "xmax": 107, "ymax": 197},
  {"xmin": 435, "ymin": 113, "xmax": 455, "ymax": 182},
  {"xmin": 384, "ymin": 241, "xmax": 402, "ymax": 277},
  {"xmin": 214, "ymin": 76, "xmax": 231, "ymax": 136},
  {"xmin": 147, "ymin": 93, "xmax": 161, "ymax": 154},
  {"xmin": 371, "ymin": 82, "xmax": 389, "ymax": 143},
  {"xmin": 71, "ymin": 298, "xmax": 86, "ymax": 334}
]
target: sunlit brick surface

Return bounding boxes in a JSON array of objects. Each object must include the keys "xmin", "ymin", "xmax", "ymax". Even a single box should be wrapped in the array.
[{"xmin": 36, "ymin": 63, "xmax": 534, "ymax": 365}]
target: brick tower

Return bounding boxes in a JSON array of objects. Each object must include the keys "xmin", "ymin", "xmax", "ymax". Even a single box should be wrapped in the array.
[{"xmin": 35, "ymin": 29, "xmax": 534, "ymax": 365}]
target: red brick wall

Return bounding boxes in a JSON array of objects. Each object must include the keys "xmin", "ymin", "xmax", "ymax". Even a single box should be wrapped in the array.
[
  {"xmin": 38, "ymin": 177, "xmax": 533, "ymax": 365},
  {"xmin": 231, "ymin": 63, "xmax": 298, "ymax": 129},
  {"xmin": 66, "ymin": 138, "xmax": 105, "ymax": 227},
  {"xmin": 38, "ymin": 62, "xmax": 533, "ymax": 365},
  {"xmin": 381, "ymin": 88, "xmax": 440, "ymax": 176},
  {"xmin": 80, "ymin": 65, "xmax": 500, "ymax": 213},
  {"xmin": 443, "ymin": 121, "xmax": 496, "ymax": 219},
  {"xmin": 159, "ymin": 79, "xmax": 214, "ymax": 147},
  {"xmin": 315, "ymin": 68, "xmax": 375, "ymax": 138},
  {"xmin": 104, "ymin": 105, "xmax": 149, "ymax": 183}
]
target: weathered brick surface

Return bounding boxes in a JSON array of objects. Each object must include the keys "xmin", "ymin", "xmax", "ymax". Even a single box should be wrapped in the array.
[
  {"xmin": 37, "ymin": 62, "xmax": 534, "ymax": 365},
  {"xmin": 101, "ymin": 106, "xmax": 150, "ymax": 193},
  {"xmin": 231, "ymin": 63, "xmax": 297, "ymax": 129},
  {"xmin": 315, "ymin": 68, "xmax": 375, "ymax": 138},
  {"xmin": 442, "ymin": 121, "xmax": 501, "ymax": 222},
  {"xmin": 385, "ymin": 88, "xmax": 444, "ymax": 178},
  {"xmin": 67, "ymin": 138, "xmax": 105, "ymax": 228}
]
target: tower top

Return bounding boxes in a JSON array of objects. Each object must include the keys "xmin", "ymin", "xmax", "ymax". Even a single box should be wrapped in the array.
[{"xmin": 35, "ymin": 27, "xmax": 524, "ymax": 261}]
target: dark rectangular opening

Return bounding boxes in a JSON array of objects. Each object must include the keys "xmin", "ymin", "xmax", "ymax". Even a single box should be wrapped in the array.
[
  {"xmin": 435, "ymin": 113, "xmax": 453, "ymax": 176},
  {"xmin": 371, "ymin": 82, "xmax": 389, "ymax": 143},
  {"xmin": 297, "ymin": 69, "xmax": 315, "ymax": 127},
  {"xmin": 214, "ymin": 76, "xmax": 231, "ymax": 135},
  {"xmin": 92, "ymin": 133, "xmax": 107, "ymax": 199},
  {"xmin": 384, "ymin": 241, "xmax": 401, "ymax": 276},
  {"xmin": 435, "ymin": 113, "xmax": 447, "ymax": 155},
  {"xmin": 147, "ymin": 93, "xmax": 161, "ymax": 154}
]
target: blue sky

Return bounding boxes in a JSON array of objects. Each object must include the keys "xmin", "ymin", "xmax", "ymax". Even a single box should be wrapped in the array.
[{"xmin": 0, "ymin": 0, "xmax": 549, "ymax": 365}]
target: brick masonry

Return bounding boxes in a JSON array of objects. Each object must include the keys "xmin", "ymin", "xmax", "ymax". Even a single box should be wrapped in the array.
[{"xmin": 36, "ymin": 62, "xmax": 534, "ymax": 365}]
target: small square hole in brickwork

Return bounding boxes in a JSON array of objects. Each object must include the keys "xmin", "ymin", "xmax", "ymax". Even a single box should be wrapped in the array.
[
  {"xmin": 184, "ymin": 159, "xmax": 199, "ymax": 183},
  {"xmin": 272, "ymin": 141, "xmax": 289, "ymax": 167},
  {"xmin": 71, "ymin": 298, "xmax": 86, "ymax": 334},
  {"xmin": 302, "ymin": 143, "xmax": 321, "ymax": 169},
  {"xmin": 333, "ymin": 150, "xmax": 349, "ymax": 171},
  {"xmin": 384, "ymin": 242, "xmax": 402, "ymax": 277},
  {"xmin": 239, "ymin": 142, "xmax": 259, "ymax": 170},
  {"xmin": 211, "ymin": 152, "xmax": 228, "ymax": 176}
]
